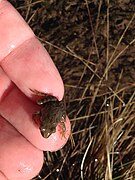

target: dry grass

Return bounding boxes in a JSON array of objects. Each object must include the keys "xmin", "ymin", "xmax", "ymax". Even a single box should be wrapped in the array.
[{"xmin": 9, "ymin": 0, "xmax": 135, "ymax": 179}]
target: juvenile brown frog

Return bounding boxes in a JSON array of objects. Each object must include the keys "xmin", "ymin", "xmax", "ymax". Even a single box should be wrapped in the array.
[{"xmin": 31, "ymin": 90, "xmax": 66, "ymax": 138}]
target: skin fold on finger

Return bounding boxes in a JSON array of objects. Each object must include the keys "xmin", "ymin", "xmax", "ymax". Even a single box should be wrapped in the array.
[
  {"xmin": 0, "ymin": 116, "xmax": 44, "ymax": 180},
  {"xmin": 0, "ymin": 172, "xmax": 7, "ymax": 180},
  {"xmin": 0, "ymin": 86, "xmax": 71, "ymax": 152}
]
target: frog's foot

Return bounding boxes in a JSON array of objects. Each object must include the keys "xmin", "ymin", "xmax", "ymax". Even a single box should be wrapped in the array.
[
  {"xmin": 32, "ymin": 111, "xmax": 41, "ymax": 127},
  {"xmin": 30, "ymin": 89, "xmax": 46, "ymax": 97},
  {"xmin": 58, "ymin": 122, "xmax": 67, "ymax": 140},
  {"xmin": 30, "ymin": 89, "xmax": 57, "ymax": 104}
]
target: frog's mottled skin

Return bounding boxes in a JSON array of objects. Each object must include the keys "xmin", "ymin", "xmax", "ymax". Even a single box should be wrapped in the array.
[{"xmin": 31, "ymin": 90, "xmax": 66, "ymax": 138}]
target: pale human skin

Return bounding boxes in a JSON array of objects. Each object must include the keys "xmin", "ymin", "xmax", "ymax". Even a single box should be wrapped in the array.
[{"xmin": 0, "ymin": 0, "xmax": 71, "ymax": 179}]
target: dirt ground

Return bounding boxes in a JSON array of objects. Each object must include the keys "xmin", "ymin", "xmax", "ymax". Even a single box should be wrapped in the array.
[{"xmin": 9, "ymin": 0, "xmax": 135, "ymax": 179}]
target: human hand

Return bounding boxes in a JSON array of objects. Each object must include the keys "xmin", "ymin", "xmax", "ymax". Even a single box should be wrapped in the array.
[{"xmin": 0, "ymin": 1, "xmax": 71, "ymax": 179}]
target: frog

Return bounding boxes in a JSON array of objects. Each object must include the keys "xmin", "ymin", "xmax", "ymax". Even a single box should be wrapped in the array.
[{"xmin": 31, "ymin": 89, "xmax": 66, "ymax": 138}]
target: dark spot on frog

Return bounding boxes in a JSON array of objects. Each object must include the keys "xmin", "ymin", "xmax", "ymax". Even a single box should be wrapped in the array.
[{"xmin": 31, "ymin": 89, "xmax": 66, "ymax": 138}]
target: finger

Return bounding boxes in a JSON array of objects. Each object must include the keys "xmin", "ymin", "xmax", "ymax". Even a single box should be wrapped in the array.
[
  {"xmin": 0, "ymin": 86, "xmax": 71, "ymax": 152},
  {"xmin": 1, "ymin": 37, "xmax": 64, "ymax": 100},
  {"xmin": 0, "ymin": 116, "xmax": 44, "ymax": 180},
  {"xmin": 0, "ymin": 0, "xmax": 64, "ymax": 100}
]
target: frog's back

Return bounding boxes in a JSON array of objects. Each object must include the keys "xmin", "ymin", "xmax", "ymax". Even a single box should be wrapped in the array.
[{"xmin": 41, "ymin": 100, "xmax": 66, "ymax": 124}]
